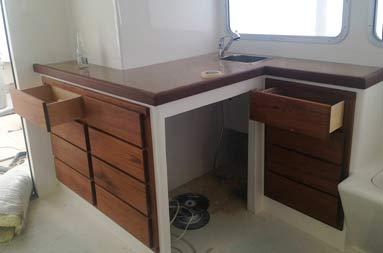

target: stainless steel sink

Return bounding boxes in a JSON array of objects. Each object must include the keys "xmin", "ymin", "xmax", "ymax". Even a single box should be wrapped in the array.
[{"xmin": 221, "ymin": 55, "xmax": 269, "ymax": 63}]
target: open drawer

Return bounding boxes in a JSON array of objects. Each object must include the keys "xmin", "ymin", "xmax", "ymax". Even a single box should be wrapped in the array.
[
  {"xmin": 10, "ymin": 85, "xmax": 84, "ymax": 131},
  {"xmin": 250, "ymin": 85, "xmax": 345, "ymax": 139}
]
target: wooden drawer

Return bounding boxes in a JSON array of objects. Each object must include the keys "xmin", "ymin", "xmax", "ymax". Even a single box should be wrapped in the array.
[
  {"xmin": 51, "ymin": 121, "xmax": 87, "ymax": 150},
  {"xmin": 55, "ymin": 158, "xmax": 94, "ymax": 204},
  {"xmin": 51, "ymin": 135, "xmax": 90, "ymax": 178},
  {"xmin": 84, "ymin": 97, "xmax": 143, "ymax": 147},
  {"xmin": 267, "ymin": 127, "xmax": 344, "ymax": 165},
  {"xmin": 93, "ymin": 157, "xmax": 148, "ymax": 215},
  {"xmin": 265, "ymin": 171, "xmax": 342, "ymax": 229},
  {"xmin": 267, "ymin": 145, "xmax": 341, "ymax": 196},
  {"xmin": 96, "ymin": 185, "xmax": 151, "ymax": 246},
  {"xmin": 89, "ymin": 128, "xmax": 146, "ymax": 182},
  {"xmin": 10, "ymin": 85, "xmax": 84, "ymax": 131},
  {"xmin": 250, "ymin": 86, "xmax": 344, "ymax": 139}
]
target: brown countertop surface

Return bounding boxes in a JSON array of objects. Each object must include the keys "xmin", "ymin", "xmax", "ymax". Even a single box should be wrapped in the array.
[{"xmin": 34, "ymin": 53, "xmax": 383, "ymax": 106}]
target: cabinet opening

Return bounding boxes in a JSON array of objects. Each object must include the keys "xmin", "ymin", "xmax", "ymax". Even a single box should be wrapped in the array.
[{"xmin": 165, "ymin": 94, "xmax": 251, "ymax": 251}]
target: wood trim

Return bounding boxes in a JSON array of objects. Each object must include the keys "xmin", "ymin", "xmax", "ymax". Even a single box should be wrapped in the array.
[
  {"xmin": 266, "ymin": 145, "xmax": 341, "ymax": 196},
  {"xmin": 265, "ymin": 171, "xmax": 342, "ymax": 229},
  {"xmin": 55, "ymin": 158, "xmax": 94, "ymax": 204},
  {"xmin": 35, "ymin": 64, "xmax": 157, "ymax": 105},
  {"xmin": 88, "ymin": 128, "xmax": 146, "ymax": 182},
  {"xmin": 250, "ymin": 86, "xmax": 345, "ymax": 139},
  {"xmin": 261, "ymin": 79, "xmax": 356, "ymax": 230},
  {"xmin": 42, "ymin": 76, "xmax": 159, "ymax": 251},
  {"xmin": 42, "ymin": 76, "xmax": 149, "ymax": 115},
  {"xmin": 95, "ymin": 185, "xmax": 151, "ymax": 246},
  {"xmin": 51, "ymin": 121, "xmax": 87, "ymax": 150},
  {"xmin": 263, "ymin": 66, "xmax": 378, "ymax": 90},
  {"xmin": 142, "ymin": 110, "xmax": 159, "ymax": 252},
  {"xmin": 83, "ymin": 96, "xmax": 144, "ymax": 147},
  {"xmin": 51, "ymin": 135, "xmax": 90, "ymax": 178},
  {"xmin": 267, "ymin": 127, "xmax": 345, "ymax": 165},
  {"xmin": 93, "ymin": 157, "xmax": 148, "ymax": 215},
  {"xmin": 34, "ymin": 56, "xmax": 382, "ymax": 106}
]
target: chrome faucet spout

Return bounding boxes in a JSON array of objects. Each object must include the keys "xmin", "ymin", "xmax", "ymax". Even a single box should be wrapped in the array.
[{"xmin": 218, "ymin": 32, "xmax": 241, "ymax": 58}]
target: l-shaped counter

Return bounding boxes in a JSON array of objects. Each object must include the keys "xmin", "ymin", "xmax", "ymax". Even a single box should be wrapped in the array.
[{"xmin": 12, "ymin": 53, "xmax": 383, "ymax": 252}]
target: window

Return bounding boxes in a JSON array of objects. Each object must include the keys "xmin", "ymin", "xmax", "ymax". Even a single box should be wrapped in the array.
[
  {"xmin": 226, "ymin": 0, "xmax": 350, "ymax": 43},
  {"xmin": 374, "ymin": 0, "xmax": 383, "ymax": 40}
]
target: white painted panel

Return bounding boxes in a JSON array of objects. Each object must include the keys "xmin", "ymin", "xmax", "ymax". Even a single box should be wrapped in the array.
[
  {"xmin": 166, "ymin": 103, "xmax": 222, "ymax": 190},
  {"xmin": 69, "ymin": 0, "xmax": 123, "ymax": 69},
  {"xmin": 116, "ymin": 0, "xmax": 220, "ymax": 69},
  {"xmin": 3, "ymin": 0, "xmax": 74, "ymax": 196}
]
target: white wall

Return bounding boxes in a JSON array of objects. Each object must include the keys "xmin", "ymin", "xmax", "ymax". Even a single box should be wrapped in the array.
[
  {"xmin": 116, "ymin": 0, "xmax": 221, "ymax": 69},
  {"xmin": 69, "ymin": 0, "xmax": 123, "ymax": 69},
  {"xmin": 3, "ymin": 0, "xmax": 74, "ymax": 196},
  {"xmin": 227, "ymin": 0, "xmax": 383, "ymax": 66},
  {"xmin": 166, "ymin": 103, "xmax": 222, "ymax": 190}
]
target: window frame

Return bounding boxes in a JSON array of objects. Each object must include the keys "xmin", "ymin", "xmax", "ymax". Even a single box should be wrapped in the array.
[
  {"xmin": 369, "ymin": 0, "xmax": 383, "ymax": 47},
  {"xmin": 225, "ymin": 0, "xmax": 351, "ymax": 44}
]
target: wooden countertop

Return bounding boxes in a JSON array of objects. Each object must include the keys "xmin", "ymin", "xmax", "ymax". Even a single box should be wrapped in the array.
[{"xmin": 34, "ymin": 54, "xmax": 383, "ymax": 106}]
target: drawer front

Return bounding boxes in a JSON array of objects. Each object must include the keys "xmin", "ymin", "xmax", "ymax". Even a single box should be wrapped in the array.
[
  {"xmin": 55, "ymin": 158, "xmax": 94, "ymax": 204},
  {"xmin": 51, "ymin": 121, "xmax": 87, "ymax": 150},
  {"xmin": 265, "ymin": 172, "xmax": 341, "ymax": 229},
  {"xmin": 250, "ymin": 88, "xmax": 344, "ymax": 139},
  {"xmin": 84, "ymin": 97, "xmax": 143, "ymax": 147},
  {"xmin": 267, "ymin": 127, "xmax": 344, "ymax": 165},
  {"xmin": 96, "ymin": 185, "xmax": 151, "ymax": 246},
  {"xmin": 93, "ymin": 157, "xmax": 148, "ymax": 215},
  {"xmin": 51, "ymin": 135, "xmax": 90, "ymax": 178},
  {"xmin": 267, "ymin": 145, "xmax": 341, "ymax": 196},
  {"xmin": 10, "ymin": 85, "xmax": 83, "ymax": 131},
  {"xmin": 89, "ymin": 128, "xmax": 146, "ymax": 182}
]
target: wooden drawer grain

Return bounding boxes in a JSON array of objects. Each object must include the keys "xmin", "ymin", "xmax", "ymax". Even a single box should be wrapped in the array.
[
  {"xmin": 10, "ymin": 85, "xmax": 84, "ymax": 131},
  {"xmin": 55, "ymin": 158, "xmax": 94, "ymax": 204},
  {"xmin": 51, "ymin": 135, "xmax": 90, "ymax": 178},
  {"xmin": 96, "ymin": 185, "xmax": 151, "ymax": 246},
  {"xmin": 265, "ymin": 171, "xmax": 341, "ymax": 229},
  {"xmin": 93, "ymin": 157, "xmax": 148, "ymax": 215},
  {"xmin": 266, "ymin": 127, "xmax": 344, "ymax": 165},
  {"xmin": 267, "ymin": 145, "xmax": 341, "ymax": 196},
  {"xmin": 251, "ymin": 87, "xmax": 344, "ymax": 139},
  {"xmin": 51, "ymin": 121, "xmax": 87, "ymax": 150},
  {"xmin": 89, "ymin": 128, "xmax": 146, "ymax": 182},
  {"xmin": 84, "ymin": 97, "xmax": 143, "ymax": 147}
]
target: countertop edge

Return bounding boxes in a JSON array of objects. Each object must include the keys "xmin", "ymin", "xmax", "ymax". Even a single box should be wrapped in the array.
[
  {"xmin": 33, "ymin": 61, "xmax": 383, "ymax": 106},
  {"xmin": 33, "ymin": 64, "xmax": 157, "ymax": 106}
]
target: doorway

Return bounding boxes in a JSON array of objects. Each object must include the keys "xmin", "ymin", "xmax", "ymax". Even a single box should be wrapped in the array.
[{"xmin": 0, "ymin": 2, "xmax": 31, "ymax": 182}]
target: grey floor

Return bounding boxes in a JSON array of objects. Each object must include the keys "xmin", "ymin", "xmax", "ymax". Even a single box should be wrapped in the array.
[
  {"xmin": 170, "ymin": 173, "xmax": 342, "ymax": 253},
  {"xmin": 0, "ymin": 186, "xmax": 139, "ymax": 253},
  {"xmin": 0, "ymin": 164, "xmax": 344, "ymax": 253},
  {"xmin": 0, "ymin": 113, "xmax": 26, "ymax": 168}
]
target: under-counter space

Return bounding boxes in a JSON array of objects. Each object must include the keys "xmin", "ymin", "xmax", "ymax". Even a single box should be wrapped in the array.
[{"xmin": 34, "ymin": 53, "xmax": 383, "ymax": 106}]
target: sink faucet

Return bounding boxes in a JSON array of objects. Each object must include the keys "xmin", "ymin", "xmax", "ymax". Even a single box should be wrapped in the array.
[{"xmin": 218, "ymin": 32, "xmax": 241, "ymax": 58}]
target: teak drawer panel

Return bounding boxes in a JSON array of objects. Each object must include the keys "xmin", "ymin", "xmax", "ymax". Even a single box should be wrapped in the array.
[
  {"xmin": 93, "ymin": 157, "xmax": 148, "ymax": 215},
  {"xmin": 83, "ymin": 97, "xmax": 143, "ymax": 147},
  {"xmin": 51, "ymin": 121, "xmax": 87, "ymax": 150},
  {"xmin": 55, "ymin": 158, "xmax": 94, "ymax": 204},
  {"xmin": 89, "ymin": 128, "xmax": 146, "ymax": 182},
  {"xmin": 51, "ymin": 135, "xmax": 90, "ymax": 178},
  {"xmin": 265, "ymin": 171, "xmax": 341, "ymax": 229},
  {"xmin": 267, "ymin": 145, "xmax": 341, "ymax": 196},
  {"xmin": 266, "ymin": 127, "xmax": 344, "ymax": 165},
  {"xmin": 250, "ymin": 87, "xmax": 344, "ymax": 139},
  {"xmin": 10, "ymin": 85, "xmax": 84, "ymax": 131},
  {"xmin": 96, "ymin": 185, "xmax": 151, "ymax": 246}
]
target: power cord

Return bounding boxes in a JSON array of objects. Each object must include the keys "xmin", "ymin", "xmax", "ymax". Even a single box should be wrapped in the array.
[{"xmin": 169, "ymin": 200, "xmax": 195, "ymax": 241}]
